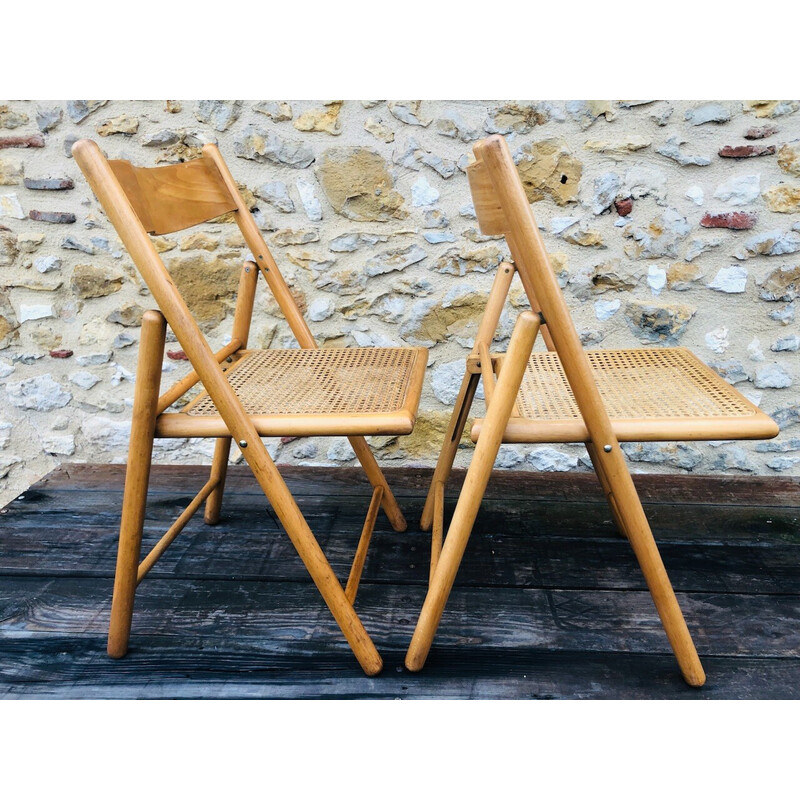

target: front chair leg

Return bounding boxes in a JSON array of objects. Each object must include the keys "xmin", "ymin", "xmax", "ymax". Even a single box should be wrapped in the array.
[
  {"xmin": 600, "ymin": 455, "xmax": 706, "ymax": 687},
  {"xmin": 585, "ymin": 441, "xmax": 628, "ymax": 540},
  {"xmin": 108, "ymin": 310, "xmax": 166, "ymax": 658},
  {"xmin": 406, "ymin": 312, "xmax": 540, "ymax": 672}
]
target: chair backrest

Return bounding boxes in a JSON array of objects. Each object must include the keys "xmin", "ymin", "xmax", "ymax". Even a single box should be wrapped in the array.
[
  {"xmin": 72, "ymin": 138, "xmax": 332, "ymax": 477},
  {"xmin": 467, "ymin": 134, "xmax": 622, "ymax": 447},
  {"xmin": 73, "ymin": 139, "xmax": 317, "ymax": 351},
  {"xmin": 108, "ymin": 157, "xmax": 238, "ymax": 235}
]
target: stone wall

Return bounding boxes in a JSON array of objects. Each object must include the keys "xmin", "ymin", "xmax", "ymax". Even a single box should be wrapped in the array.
[{"xmin": 1, "ymin": 99, "xmax": 799, "ymax": 506}]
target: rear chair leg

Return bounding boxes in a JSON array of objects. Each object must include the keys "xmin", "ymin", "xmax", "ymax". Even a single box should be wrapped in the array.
[
  {"xmin": 420, "ymin": 370, "xmax": 480, "ymax": 531},
  {"xmin": 108, "ymin": 310, "xmax": 166, "ymax": 658},
  {"xmin": 420, "ymin": 259, "xmax": 517, "ymax": 534},
  {"xmin": 204, "ymin": 437, "xmax": 232, "ymax": 524},
  {"xmin": 345, "ymin": 486, "xmax": 384, "ymax": 604},
  {"xmin": 430, "ymin": 480, "xmax": 444, "ymax": 584},
  {"xmin": 203, "ymin": 260, "xmax": 257, "ymax": 527},
  {"xmin": 348, "ymin": 436, "xmax": 407, "ymax": 532}
]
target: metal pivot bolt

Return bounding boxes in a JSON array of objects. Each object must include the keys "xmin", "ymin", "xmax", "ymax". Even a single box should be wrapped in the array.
[
  {"xmin": 603, "ymin": 444, "xmax": 613, "ymax": 452},
  {"xmin": 238, "ymin": 440, "xmax": 248, "ymax": 449}
]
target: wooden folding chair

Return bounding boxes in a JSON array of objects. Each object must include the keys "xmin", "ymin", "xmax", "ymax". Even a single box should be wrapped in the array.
[
  {"xmin": 72, "ymin": 139, "xmax": 427, "ymax": 675},
  {"xmin": 405, "ymin": 134, "xmax": 780, "ymax": 687}
]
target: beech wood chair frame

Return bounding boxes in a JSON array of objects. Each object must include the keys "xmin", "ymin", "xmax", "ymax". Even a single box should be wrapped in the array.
[
  {"xmin": 406, "ymin": 134, "xmax": 780, "ymax": 687},
  {"xmin": 73, "ymin": 139, "xmax": 427, "ymax": 676}
]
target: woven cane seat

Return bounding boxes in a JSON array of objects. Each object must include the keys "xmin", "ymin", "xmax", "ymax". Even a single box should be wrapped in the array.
[
  {"xmin": 162, "ymin": 346, "xmax": 428, "ymax": 438},
  {"xmin": 474, "ymin": 347, "xmax": 778, "ymax": 444}
]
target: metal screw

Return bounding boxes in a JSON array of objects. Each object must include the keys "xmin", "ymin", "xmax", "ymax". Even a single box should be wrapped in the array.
[
  {"xmin": 239, "ymin": 440, "xmax": 248, "ymax": 449},
  {"xmin": 603, "ymin": 444, "xmax": 612, "ymax": 453}
]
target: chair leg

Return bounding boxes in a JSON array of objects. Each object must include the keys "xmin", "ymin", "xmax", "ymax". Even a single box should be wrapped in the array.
[
  {"xmin": 348, "ymin": 435, "xmax": 407, "ymax": 532},
  {"xmin": 282, "ymin": 513, "xmax": 383, "ymax": 675},
  {"xmin": 420, "ymin": 370, "xmax": 481, "ymax": 532},
  {"xmin": 406, "ymin": 312, "xmax": 540, "ymax": 672},
  {"xmin": 204, "ymin": 437, "xmax": 231, "ymax": 525},
  {"xmin": 345, "ymin": 486, "xmax": 384, "ymax": 604},
  {"xmin": 585, "ymin": 442, "xmax": 628, "ymax": 540},
  {"xmin": 108, "ymin": 310, "xmax": 166, "ymax": 658},
  {"xmin": 429, "ymin": 480, "xmax": 444, "ymax": 584},
  {"xmin": 600, "ymin": 453, "xmax": 706, "ymax": 687}
]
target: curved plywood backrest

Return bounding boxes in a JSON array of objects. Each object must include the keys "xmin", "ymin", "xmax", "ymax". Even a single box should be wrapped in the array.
[
  {"xmin": 466, "ymin": 158, "xmax": 510, "ymax": 236},
  {"xmin": 73, "ymin": 138, "xmax": 317, "ymax": 353},
  {"xmin": 108, "ymin": 157, "xmax": 238, "ymax": 235},
  {"xmin": 472, "ymin": 135, "xmax": 576, "ymax": 340}
]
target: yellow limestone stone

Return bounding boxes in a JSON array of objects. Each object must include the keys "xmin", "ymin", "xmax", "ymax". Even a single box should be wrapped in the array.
[
  {"xmin": 778, "ymin": 142, "xmax": 800, "ymax": 176},
  {"xmin": 515, "ymin": 138, "xmax": 582, "ymax": 205},
  {"xmin": 763, "ymin": 184, "xmax": 800, "ymax": 213},
  {"xmin": 294, "ymin": 102, "xmax": 343, "ymax": 136},
  {"xmin": 316, "ymin": 147, "xmax": 406, "ymax": 221}
]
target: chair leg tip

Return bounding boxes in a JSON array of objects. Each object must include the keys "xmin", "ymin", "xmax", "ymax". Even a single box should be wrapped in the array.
[
  {"xmin": 362, "ymin": 657, "xmax": 384, "ymax": 677},
  {"xmin": 107, "ymin": 643, "xmax": 128, "ymax": 659},
  {"xmin": 404, "ymin": 653, "xmax": 425, "ymax": 673},
  {"xmin": 389, "ymin": 515, "xmax": 408, "ymax": 533},
  {"xmin": 683, "ymin": 671, "xmax": 707, "ymax": 688}
]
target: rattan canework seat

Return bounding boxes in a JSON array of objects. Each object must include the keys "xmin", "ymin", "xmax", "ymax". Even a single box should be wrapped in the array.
[
  {"xmin": 159, "ymin": 346, "xmax": 427, "ymax": 438},
  {"xmin": 473, "ymin": 347, "xmax": 778, "ymax": 444}
]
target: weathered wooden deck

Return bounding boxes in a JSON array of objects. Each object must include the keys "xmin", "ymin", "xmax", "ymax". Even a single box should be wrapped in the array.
[{"xmin": 1, "ymin": 464, "xmax": 798, "ymax": 699}]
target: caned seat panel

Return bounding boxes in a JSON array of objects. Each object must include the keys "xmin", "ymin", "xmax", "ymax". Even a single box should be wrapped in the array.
[
  {"xmin": 471, "ymin": 347, "xmax": 779, "ymax": 444},
  {"xmin": 155, "ymin": 346, "xmax": 428, "ymax": 438}
]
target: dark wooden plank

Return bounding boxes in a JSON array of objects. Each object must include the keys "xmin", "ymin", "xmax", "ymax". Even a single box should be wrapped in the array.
[
  {"xmin": 3, "ymin": 464, "xmax": 799, "ymax": 700},
  {"xmin": 2, "ymin": 509, "xmax": 798, "ymax": 594},
  {"xmin": 2, "ymin": 578, "xmax": 798, "ymax": 658},
  {"xmin": 1, "ymin": 639, "xmax": 797, "ymax": 699},
  {"xmin": 23, "ymin": 464, "xmax": 800, "ymax": 507},
  {"xmin": 5, "ymin": 485, "xmax": 799, "ymax": 545}
]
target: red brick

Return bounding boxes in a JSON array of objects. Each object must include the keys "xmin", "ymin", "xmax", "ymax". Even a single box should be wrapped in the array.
[
  {"xmin": 700, "ymin": 212, "xmax": 757, "ymax": 230},
  {"xmin": 166, "ymin": 349, "xmax": 188, "ymax": 360},
  {"xmin": 0, "ymin": 134, "xmax": 45, "ymax": 149},
  {"xmin": 718, "ymin": 144, "xmax": 776, "ymax": 158},
  {"xmin": 28, "ymin": 210, "xmax": 76, "ymax": 224},
  {"xmin": 280, "ymin": 436, "xmax": 298, "ymax": 444},
  {"xmin": 614, "ymin": 198, "xmax": 633, "ymax": 216},
  {"xmin": 744, "ymin": 125, "xmax": 778, "ymax": 140},
  {"xmin": 49, "ymin": 349, "xmax": 74, "ymax": 359},
  {"xmin": 24, "ymin": 177, "xmax": 74, "ymax": 191}
]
